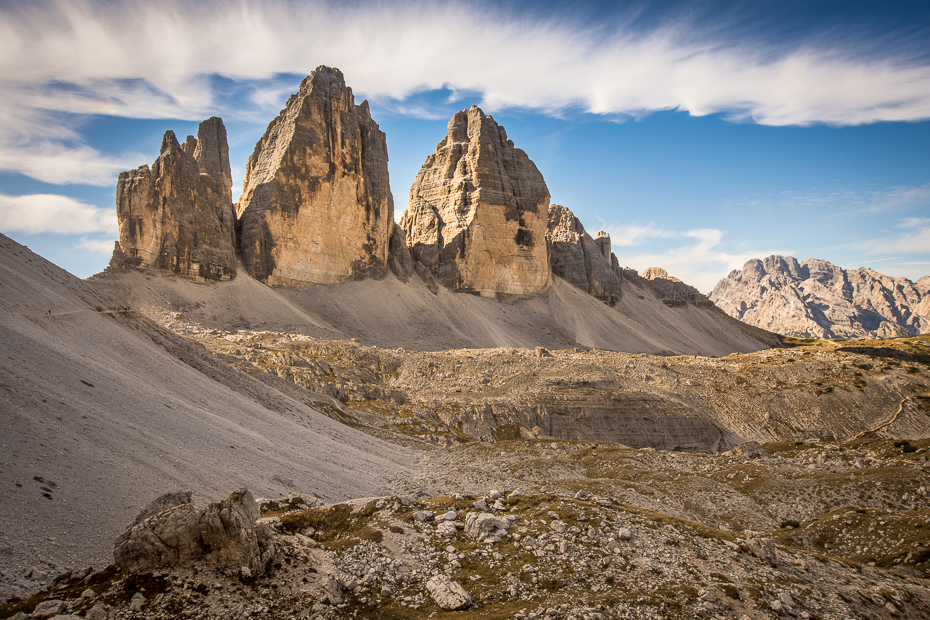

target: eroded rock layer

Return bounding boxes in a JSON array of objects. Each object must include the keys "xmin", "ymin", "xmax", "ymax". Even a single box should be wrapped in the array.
[
  {"xmin": 546, "ymin": 204, "xmax": 622, "ymax": 304},
  {"xmin": 710, "ymin": 255, "xmax": 930, "ymax": 338},
  {"xmin": 110, "ymin": 118, "xmax": 237, "ymax": 282},
  {"xmin": 401, "ymin": 106, "xmax": 551, "ymax": 296},
  {"xmin": 237, "ymin": 66, "xmax": 393, "ymax": 286}
]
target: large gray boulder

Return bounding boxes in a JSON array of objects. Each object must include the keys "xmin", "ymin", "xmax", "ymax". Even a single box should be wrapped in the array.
[{"xmin": 113, "ymin": 488, "xmax": 273, "ymax": 575}]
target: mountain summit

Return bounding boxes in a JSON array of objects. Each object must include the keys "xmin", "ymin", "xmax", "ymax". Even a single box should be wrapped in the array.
[{"xmin": 709, "ymin": 255, "xmax": 930, "ymax": 338}]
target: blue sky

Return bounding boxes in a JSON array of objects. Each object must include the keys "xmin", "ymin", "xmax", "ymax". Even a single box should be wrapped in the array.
[{"xmin": 0, "ymin": 0, "xmax": 928, "ymax": 293}]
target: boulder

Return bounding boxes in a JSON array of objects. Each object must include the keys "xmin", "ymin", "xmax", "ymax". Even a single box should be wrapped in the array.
[
  {"xmin": 30, "ymin": 600, "xmax": 67, "ymax": 619},
  {"xmin": 546, "ymin": 204, "xmax": 622, "ymax": 304},
  {"xmin": 237, "ymin": 66, "xmax": 393, "ymax": 286},
  {"xmin": 401, "ymin": 105, "xmax": 551, "ymax": 296},
  {"xmin": 113, "ymin": 488, "xmax": 273, "ymax": 575},
  {"xmin": 425, "ymin": 574, "xmax": 473, "ymax": 610},
  {"xmin": 109, "ymin": 117, "xmax": 237, "ymax": 282},
  {"xmin": 464, "ymin": 511, "xmax": 510, "ymax": 542}
]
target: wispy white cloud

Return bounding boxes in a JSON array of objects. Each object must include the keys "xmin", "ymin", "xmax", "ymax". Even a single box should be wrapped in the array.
[
  {"xmin": 610, "ymin": 226, "xmax": 788, "ymax": 293},
  {"xmin": 602, "ymin": 222, "xmax": 677, "ymax": 247},
  {"xmin": 0, "ymin": 193, "xmax": 117, "ymax": 235},
  {"xmin": 76, "ymin": 236, "xmax": 116, "ymax": 254},
  {"xmin": 853, "ymin": 217, "xmax": 930, "ymax": 255},
  {"xmin": 1, "ymin": 1, "xmax": 929, "ymax": 125},
  {"xmin": 1, "ymin": 0, "xmax": 928, "ymax": 189},
  {"xmin": 899, "ymin": 217, "xmax": 930, "ymax": 229},
  {"xmin": 0, "ymin": 141, "xmax": 144, "ymax": 186},
  {"xmin": 727, "ymin": 183, "xmax": 930, "ymax": 216}
]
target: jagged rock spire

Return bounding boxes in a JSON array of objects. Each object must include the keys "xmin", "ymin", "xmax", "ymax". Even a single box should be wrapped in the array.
[
  {"xmin": 401, "ymin": 105, "xmax": 551, "ymax": 296},
  {"xmin": 236, "ymin": 66, "xmax": 394, "ymax": 286},
  {"xmin": 109, "ymin": 117, "xmax": 237, "ymax": 282}
]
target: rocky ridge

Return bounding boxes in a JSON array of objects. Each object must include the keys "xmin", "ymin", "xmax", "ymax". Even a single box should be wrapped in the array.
[
  {"xmin": 546, "ymin": 204, "xmax": 623, "ymax": 305},
  {"xmin": 176, "ymin": 324, "xmax": 930, "ymax": 450},
  {"xmin": 6, "ymin": 435, "xmax": 930, "ymax": 620},
  {"xmin": 236, "ymin": 67, "xmax": 394, "ymax": 286},
  {"xmin": 635, "ymin": 267, "xmax": 714, "ymax": 308},
  {"xmin": 102, "ymin": 67, "xmax": 773, "ymax": 357},
  {"xmin": 401, "ymin": 105, "xmax": 552, "ymax": 296},
  {"xmin": 710, "ymin": 255, "xmax": 930, "ymax": 339},
  {"xmin": 108, "ymin": 118, "xmax": 237, "ymax": 282}
]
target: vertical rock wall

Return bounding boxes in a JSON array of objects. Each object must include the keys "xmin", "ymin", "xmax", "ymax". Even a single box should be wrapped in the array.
[
  {"xmin": 546, "ymin": 204, "xmax": 622, "ymax": 304},
  {"xmin": 401, "ymin": 106, "xmax": 551, "ymax": 296},
  {"xmin": 236, "ymin": 66, "xmax": 393, "ymax": 286},
  {"xmin": 110, "ymin": 118, "xmax": 237, "ymax": 282}
]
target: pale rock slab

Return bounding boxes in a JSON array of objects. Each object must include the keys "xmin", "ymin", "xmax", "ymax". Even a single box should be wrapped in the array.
[
  {"xmin": 237, "ymin": 66, "xmax": 393, "ymax": 286},
  {"xmin": 109, "ymin": 118, "xmax": 237, "ymax": 282},
  {"xmin": 401, "ymin": 105, "xmax": 551, "ymax": 296},
  {"xmin": 426, "ymin": 574, "xmax": 473, "ymax": 610}
]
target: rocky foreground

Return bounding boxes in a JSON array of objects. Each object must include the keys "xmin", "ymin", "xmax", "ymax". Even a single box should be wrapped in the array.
[{"xmin": 4, "ymin": 436, "xmax": 930, "ymax": 620}]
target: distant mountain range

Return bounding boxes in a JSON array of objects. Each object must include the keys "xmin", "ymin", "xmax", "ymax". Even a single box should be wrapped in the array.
[{"xmin": 710, "ymin": 255, "xmax": 930, "ymax": 339}]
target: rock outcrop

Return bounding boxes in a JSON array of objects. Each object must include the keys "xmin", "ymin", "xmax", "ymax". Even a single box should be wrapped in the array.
[
  {"xmin": 637, "ymin": 267, "xmax": 714, "ymax": 308},
  {"xmin": 546, "ymin": 204, "xmax": 622, "ymax": 304},
  {"xmin": 401, "ymin": 105, "xmax": 551, "ymax": 296},
  {"xmin": 237, "ymin": 66, "xmax": 393, "ymax": 286},
  {"xmin": 113, "ymin": 488, "xmax": 274, "ymax": 576},
  {"xmin": 709, "ymin": 255, "xmax": 930, "ymax": 338},
  {"xmin": 109, "ymin": 117, "xmax": 237, "ymax": 281}
]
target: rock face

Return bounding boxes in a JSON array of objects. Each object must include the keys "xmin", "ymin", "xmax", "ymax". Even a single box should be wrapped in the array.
[
  {"xmin": 113, "ymin": 488, "xmax": 274, "ymax": 575},
  {"xmin": 237, "ymin": 66, "xmax": 393, "ymax": 286},
  {"xmin": 109, "ymin": 117, "xmax": 237, "ymax": 281},
  {"xmin": 709, "ymin": 255, "xmax": 930, "ymax": 338},
  {"xmin": 546, "ymin": 204, "xmax": 622, "ymax": 304},
  {"xmin": 401, "ymin": 105, "xmax": 551, "ymax": 296}
]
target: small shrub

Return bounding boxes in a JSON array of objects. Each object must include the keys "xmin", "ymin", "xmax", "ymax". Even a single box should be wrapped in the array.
[{"xmin": 903, "ymin": 445, "xmax": 918, "ymax": 453}]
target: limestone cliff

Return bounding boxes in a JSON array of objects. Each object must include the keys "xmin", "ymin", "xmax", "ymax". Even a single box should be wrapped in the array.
[
  {"xmin": 109, "ymin": 117, "xmax": 237, "ymax": 282},
  {"xmin": 401, "ymin": 106, "xmax": 551, "ymax": 296},
  {"xmin": 709, "ymin": 255, "xmax": 930, "ymax": 338},
  {"xmin": 546, "ymin": 204, "xmax": 622, "ymax": 304},
  {"xmin": 236, "ymin": 66, "xmax": 393, "ymax": 286}
]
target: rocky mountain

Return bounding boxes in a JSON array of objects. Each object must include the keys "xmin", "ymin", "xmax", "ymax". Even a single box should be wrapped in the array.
[
  {"xmin": 401, "ymin": 105, "xmax": 551, "ymax": 296},
  {"xmin": 710, "ymin": 255, "xmax": 930, "ymax": 339},
  {"xmin": 236, "ymin": 66, "xmax": 394, "ymax": 286},
  {"xmin": 546, "ymin": 204, "xmax": 623, "ymax": 305},
  {"xmin": 101, "ymin": 67, "xmax": 776, "ymax": 359},
  {"xmin": 108, "ymin": 118, "xmax": 237, "ymax": 282}
]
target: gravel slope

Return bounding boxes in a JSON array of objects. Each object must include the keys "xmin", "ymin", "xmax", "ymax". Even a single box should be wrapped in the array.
[
  {"xmin": 0, "ymin": 234, "xmax": 424, "ymax": 599},
  {"xmin": 91, "ymin": 266, "xmax": 779, "ymax": 357}
]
